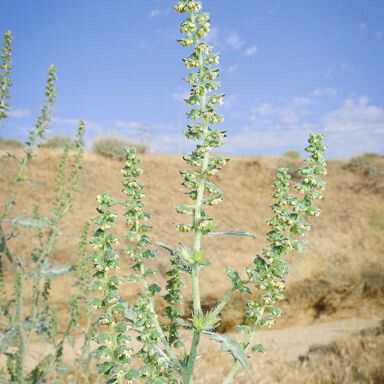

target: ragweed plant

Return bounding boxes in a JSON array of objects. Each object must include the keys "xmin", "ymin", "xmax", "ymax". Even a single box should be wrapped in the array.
[
  {"xmin": 88, "ymin": 1, "xmax": 327, "ymax": 383},
  {"xmin": 1, "ymin": 1, "xmax": 328, "ymax": 382},
  {"xmin": 0, "ymin": 31, "xmax": 87, "ymax": 383}
]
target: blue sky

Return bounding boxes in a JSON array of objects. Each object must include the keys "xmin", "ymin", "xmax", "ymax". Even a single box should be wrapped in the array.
[{"xmin": 1, "ymin": 0, "xmax": 383, "ymax": 158}]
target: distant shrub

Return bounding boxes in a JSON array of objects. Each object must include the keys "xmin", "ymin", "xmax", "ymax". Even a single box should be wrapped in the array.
[
  {"xmin": 344, "ymin": 155, "xmax": 384, "ymax": 195},
  {"xmin": 344, "ymin": 155, "xmax": 382, "ymax": 179},
  {"xmin": 0, "ymin": 136, "xmax": 22, "ymax": 149},
  {"xmin": 41, "ymin": 135, "xmax": 75, "ymax": 149},
  {"xmin": 361, "ymin": 152, "xmax": 383, "ymax": 159},
  {"xmin": 92, "ymin": 136, "xmax": 146, "ymax": 161},
  {"xmin": 284, "ymin": 150, "xmax": 300, "ymax": 159}
]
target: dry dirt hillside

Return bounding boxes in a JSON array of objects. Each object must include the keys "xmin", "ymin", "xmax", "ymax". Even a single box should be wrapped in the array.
[{"xmin": 1, "ymin": 149, "xmax": 383, "ymax": 382}]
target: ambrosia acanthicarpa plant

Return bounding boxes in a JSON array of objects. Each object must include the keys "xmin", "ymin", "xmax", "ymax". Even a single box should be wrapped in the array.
[
  {"xmin": 0, "ymin": 0, "xmax": 327, "ymax": 383},
  {"xmin": 87, "ymin": 1, "xmax": 327, "ymax": 384},
  {"xmin": 0, "ymin": 31, "xmax": 87, "ymax": 383}
]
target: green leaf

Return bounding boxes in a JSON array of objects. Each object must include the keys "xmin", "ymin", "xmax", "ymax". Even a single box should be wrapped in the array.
[
  {"xmin": 174, "ymin": 204, "xmax": 194, "ymax": 215},
  {"xmin": 252, "ymin": 343, "xmax": 267, "ymax": 353},
  {"xmin": 0, "ymin": 327, "xmax": 17, "ymax": 353},
  {"xmin": 208, "ymin": 231, "xmax": 255, "ymax": 239},
  {"xmin": 235, "ymin": 325, "xmax": 250, "ymax": 334},
  {"xmin": 265, "ymin": 306, "xmax": 283, "ymax": 317},
  {"xmin": 155, "ymin": 241, "xmax": 175, "ymax": 255},
  {"xmin": 148, "ymin": 283, "xmax": 161, "ymax": 295},
  {"xmin": 143, "ymin": 268, "xmax": 157, "ymax": 278},
  {"xmin": 175, "ymin": 318, "xmax": 192, "ymax": 329},
  {"xmin": 207, "ymin": 332, "xmax": 249, "ymax": 371},
  {"xmin": 226, "ymin": 267, "xmax": 241, "ymax": 285},
  {"xmin": 126, "ymin": 274, "xmax": 139, "ymax": 282},
  {"xmin": 26, "ymin": 354, "xmax": 53, "ymax": 383}
]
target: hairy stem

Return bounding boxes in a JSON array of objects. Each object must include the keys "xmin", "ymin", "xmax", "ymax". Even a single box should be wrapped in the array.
[
  {"xmin": 15, "ymin": 269, "xmax": 26, "ymax": 384},
  {"xmin": 183, "ymin": 331, "xmax": 201, "ymax": 384}
]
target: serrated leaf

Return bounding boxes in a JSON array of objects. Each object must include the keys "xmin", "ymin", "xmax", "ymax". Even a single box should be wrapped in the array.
[
  {"xmin": 148, "ymin": 284, "xmax": 161, "ymax": 295},
  {"xmin": 207, "ymin": 332, "xmax": 249, "ymax": 371},
  {"xmin": 208, "ymin": 231, "xmax": 255, "ymax": 239}
]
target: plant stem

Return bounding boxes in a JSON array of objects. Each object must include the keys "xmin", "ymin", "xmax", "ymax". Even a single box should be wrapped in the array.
[
  {"xmin": 211, "ymin": 287, "xmax": 236, "ymax": 319},
  {"xmin": 183, "ymin": 331, "xmax": 201, "ymax": 384},
  {"xmin": 15, "ymin": 268, "xmax": 26, "ymax": 384}
]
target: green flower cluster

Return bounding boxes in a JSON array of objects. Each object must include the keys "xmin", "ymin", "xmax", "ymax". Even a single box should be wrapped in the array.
[
  {"xmin": 26, "ymin": 64, "xmax": 57, "ymax": 156},
  {"xmin": 0, "ymin": 31, "xmax": 12, "ymax": 121},
  {"xmin": 163, "ymin": 255, "xmax": 185, "ymax": 349},
  {"xmin": 90, "ymin": 193, "xmax": 134, "ymax": 383},
  {"xmin": 121, "ymin": 147, "xmax": 175, "ymax": 383},
  {"xmin": 245, "ymin": 133, "xmax": 327, "ymax": 331},
  {"xmin": 175, "ymin": 0, "xmax": 228, "ymax": 242}
]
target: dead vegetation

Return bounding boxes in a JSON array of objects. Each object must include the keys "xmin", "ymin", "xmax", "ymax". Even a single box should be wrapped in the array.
[{"xmin": 1, "ymin": 148, "xmax": 383, "ymax": 382}]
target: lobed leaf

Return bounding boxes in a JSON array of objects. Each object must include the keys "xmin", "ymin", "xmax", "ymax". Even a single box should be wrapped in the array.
[{"xmin": 206, "ymin": 331, "xmax": 249, "ymax": 371}]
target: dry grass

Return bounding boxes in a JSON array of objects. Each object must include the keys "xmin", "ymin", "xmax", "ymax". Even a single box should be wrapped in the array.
[
  {"xmin": 0, "ymin": 148, "xmax": 383, "ymax": 382},
  {"xmin": 1, "ymin": 149, "xmax": 383, "ymax": 320}
]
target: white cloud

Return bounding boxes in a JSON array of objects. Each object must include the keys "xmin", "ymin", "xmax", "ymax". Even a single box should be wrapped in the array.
[
  {"xmin": 322, "ymin": 97, "xmax": 384, "ymax": 156},
  {"xmin": 243, "ymin": 46, "xmax": 258, "ymax": 56},
  {"xmin": 8, "ymin": 108, "xmax": 31, "ymax": 118},
  {"xmin": 252, "ymin": 96, "xmax": 313, "ymax": 125},
  {"xmin": 225, "ymin": 31, "xmax": 245, "ymax": 50},
  {"xmin": 323, "ymin": 96, "xmax": 384, "ymax": 136},
  {"xmin": 115, "ymin": 120, "xmax": 147, "ymax": 132},
  {"xmin": 148, "ymin": 9, "xmax": 169, "ymax": 19},
  {"xmin": 207, "ymin": 29, "xmax": 257, "ymax": 58},
  {"xmin": 223, "ymin": 124, "xmax": 314, "ymax": 155}
]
